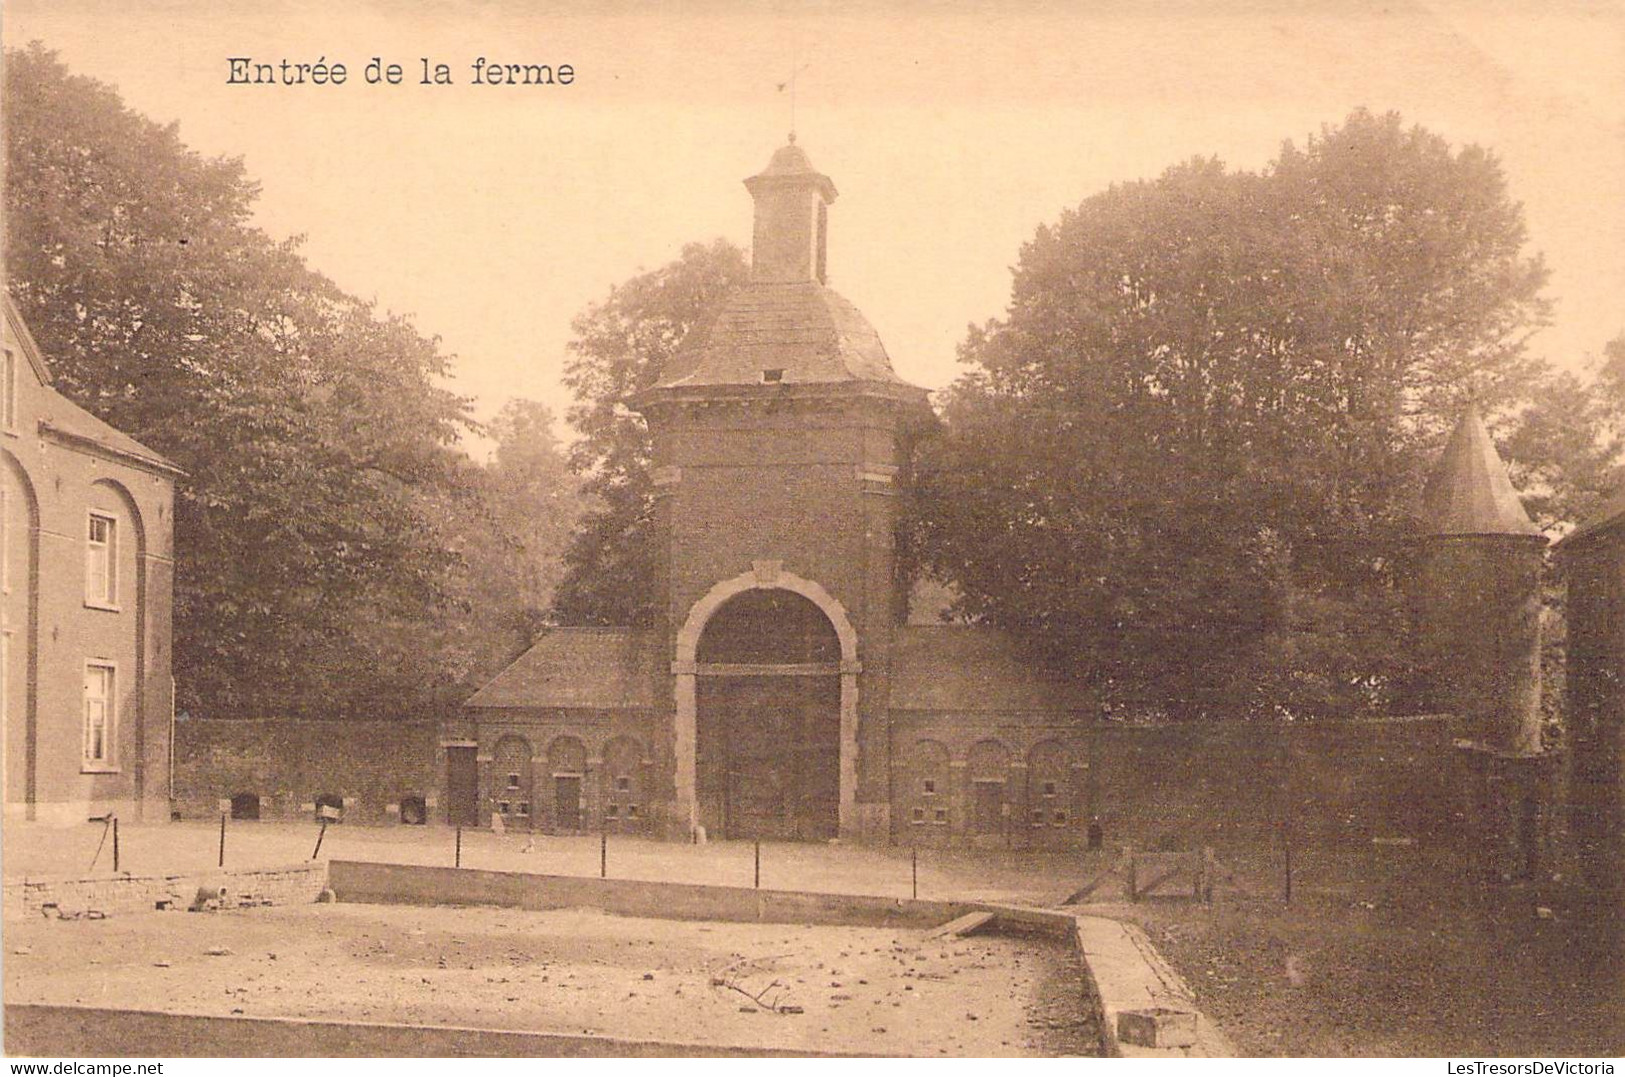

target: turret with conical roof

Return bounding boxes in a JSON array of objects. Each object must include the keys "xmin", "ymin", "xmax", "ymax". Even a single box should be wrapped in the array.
[{"xmin": 1414, "ymin": 406, "xmax": 1546, "ymax": 757}]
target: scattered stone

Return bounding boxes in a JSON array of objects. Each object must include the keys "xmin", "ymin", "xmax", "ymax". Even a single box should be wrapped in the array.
[
  {"xmin": 153, "ymin": 961, "xmax": 171, "ymax": 968},
  {"xmin": 316, "ymin": 889, "xmax": 337, "ymax": 904},
  {"xmin": 739, "ymin": 1005, "xmax": 757, "ymax": 1013},
  {"xmin": 12, "ymin": 947, "xmax": 31, "ymax": 956},
  {"xmin": 205, "ymin": 946, "xmax": 234, "ymax": 957},
  {"xmin": 642, "ymin": 972, "xmax": 654, "ymax": 980},
  {"xmin": 780, "ymin": 1005, "xmax": 804, "ymax": 1015}
]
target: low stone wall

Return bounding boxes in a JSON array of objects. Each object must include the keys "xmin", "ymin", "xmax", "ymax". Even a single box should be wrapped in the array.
[
  {"xmin": 173, "ymin": 718, "xmax": 440, "ymax": 826},
  {"xmin": 328, "ymin": 859, "xmax": 1003, "ymax": 931},
  {"xmin": 3, "ymin": 862, "xmax": 327, "ymax": 921}
]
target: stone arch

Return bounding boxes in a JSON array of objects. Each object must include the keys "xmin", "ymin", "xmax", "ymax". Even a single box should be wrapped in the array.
[
  {"xmin": 1, "ymin": 448, "xmax": 39, "ymax": 817},
  {"xmin": 675, "ymin": 564, "xmax": 858, "ymax": 666},
  {"xmin": 671, "ymin": 563, "xmax": 862, "ymax": 839}
]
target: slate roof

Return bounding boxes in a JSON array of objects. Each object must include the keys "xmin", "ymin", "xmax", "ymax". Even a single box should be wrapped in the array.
[
  {"xmin": 4, "ymin": 296, "xmax": 183, "ymax": 477},
  {"xmin": 1419, "ymin": 407, "xmax": 1541, "ymax": 537},
  {"xmin": 655, "ymin": 281, "xmax": 917, "ymax": 390},
  {"xmin": 889, "ymin": 625, "xmax": 1092, "ymax": 713},
  {"xmin": 1555, "ymin": 486, "xmax": 1625, "ymax": 551},
  {"xmin": 465, "ymin": 628, "xmax": 661, "ymax": 709}
]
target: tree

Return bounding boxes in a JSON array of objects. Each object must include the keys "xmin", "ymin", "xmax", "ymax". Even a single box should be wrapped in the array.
[
  {"xmin": 550, "ymin": 239, "xmax": 749, "ymax": 625},
  {"xmin": 4, "ymin": 43, "xmax": 479, "ymax": 719},
  {"xmin": 1505, "ymin": 333, "xmax": 1625, "ymax": 529},
  {"xmin": 912, "ymin": 110, "xmax": 1553, "ymax": 716}
]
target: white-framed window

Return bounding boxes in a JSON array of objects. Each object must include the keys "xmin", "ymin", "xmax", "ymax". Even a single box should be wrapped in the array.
[
  {"xmin": 932, "ymin": 807, "xmax": 948, "ymax": 825},
  {"xmin": 505, "ymin": 772, "xmax": 521, "ymax": 791},
  {"xmin": 2, "ymin": 348, "xmax": 16, "ymax": 431},
  {"xmin": 605, "ymin": 804, "xmax": 619, "ymax": 819},
  {"xmin": 615, "ymin": 775, "xmax": 631, "ymax": 792},
  {"xmin": 516, "ymin": 801, "xmax": 530, "ymax": 817},
  {"xmin": 911, "ymin": 806, "xmax": 925, "ymax": 824},
  {"xmin": 86, "ymin": 512, "xmax": 117, "ymax": 608},
  {"xmin": 921, "ymin": 778, "xmax": 936, "ymax": 795},
  {"xmin": 83, "ymin": 661, "xmax": 116, "ymax": 769},
  {"xmin": 1042, "ymin": 780, "xmax": 1057, "ymax": 798}
]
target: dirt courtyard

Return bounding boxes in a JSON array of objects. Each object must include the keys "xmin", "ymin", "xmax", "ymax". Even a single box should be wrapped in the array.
[{"xmin": 4, "ymin": 902, "xmax": 1098, "ymax": 1056}]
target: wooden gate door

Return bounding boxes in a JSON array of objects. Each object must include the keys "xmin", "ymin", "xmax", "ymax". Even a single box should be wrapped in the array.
[
  {"xmin": 554, "ymin": 775, "xmax": 582, "ymax": 831},
  {"xmin": 446, "ymin": 747, "xmax": 478, "ymax": 827}
]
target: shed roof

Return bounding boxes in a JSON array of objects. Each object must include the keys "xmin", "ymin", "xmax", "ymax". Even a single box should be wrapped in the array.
[
  {"xmin": 1419, "ymin": 407, "xmax": 1541, "ymax": 537},
  {"xmin": 889, "ymin": 625, "xmax": 1092, "ymax": 713},
  {"xmin": 464, "ymin": 628, "xmax": 661, "ymax": 710}
]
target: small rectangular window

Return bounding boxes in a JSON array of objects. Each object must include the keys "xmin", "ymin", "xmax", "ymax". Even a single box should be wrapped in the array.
[
  {"xmin": 933, "ymin": 807, "xmax": 947, "ymax": 825},
  {"xmin": 911, "ymin": 806, "xmax": 925, "ymax": 824},
  {"xmin": 497, "ymin": 800, "xmax": 511, "ymax": 814},
  {"xmin": 516, "ymin": 801, "xmax": 530, "ymax": 817},
  {"xmin": 86, "ymin": 513, "xmax": 116, "ymax": 607},
  {"xmin": 83, "ymin": 662, "xmax": 115, "ymax": 767},
  {"xmin": 605, "ymin": 804, "xmax": 619, "ymax": 819},
  {"xmin": 627, "ymin": 804, "xmax": 639, "ymax": 819},
  {"xmin": 1031, "ymin": 810, "xmax": 1046, "ymax": 827},
  {"xmin": 1042, "ymin": 781, "xmax": 1057, "ymax": 798},
  {"xmin": 615, "ymin": 775, "xmax": 631, "ymax": 792},
  {"xmin": 1053, "ymin": 811, "xmax": 1068, "ymax": 826},
  {"xmin": 761, "ymin": 368, "xmax": 784, "ymax": 383},
  {"xmin": 922, "ymin": 779, "xmax": 936, "ymax": 795},
  {"xmin": 505, "ymin": 772, "xmax": 521, "ymax": 791},
  {"xmin": 2, "ymin": 348, "xmax": 15, "ymax": 430}
]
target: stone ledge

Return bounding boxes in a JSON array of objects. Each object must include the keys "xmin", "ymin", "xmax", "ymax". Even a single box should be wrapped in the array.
[
  {"xmin": 3, "ymin": 862, "xmax": 327, "ymax": 921},
  {"xmin": 1073, "ymin": 915, "xmax": 1235, "ymax": 1058}
]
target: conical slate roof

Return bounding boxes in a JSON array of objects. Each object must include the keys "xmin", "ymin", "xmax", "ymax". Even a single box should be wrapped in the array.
[{"xmin": 1420, "ymin": 407, "xmax": 1541, "ymax": 537}]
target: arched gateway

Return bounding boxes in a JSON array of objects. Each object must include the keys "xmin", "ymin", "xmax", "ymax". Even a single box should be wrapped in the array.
[{"xmin": 673, "ymin": 565, "xmax": 860, "ymax": 840}]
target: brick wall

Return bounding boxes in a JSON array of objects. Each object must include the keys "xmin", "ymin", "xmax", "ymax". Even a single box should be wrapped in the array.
[
  {"xmin": 889, "ymin": 714, "xmax": 1460, "ymax": 850},
  {"xmin": 173, "ymin": 718, "xmax": 439, "ymax": 825}
]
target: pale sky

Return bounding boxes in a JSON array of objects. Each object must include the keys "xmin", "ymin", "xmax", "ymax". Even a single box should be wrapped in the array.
[{"xmin": 7, "ymin": 0, "xmax": 1624, "ymax": 457}]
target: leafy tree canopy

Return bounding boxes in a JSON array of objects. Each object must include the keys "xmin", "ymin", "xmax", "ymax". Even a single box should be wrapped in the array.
[
  {"xmin": 3, "ymin": 43, "xmax": 519, "ymax": 719},
  {"xmin": 550, "ymin": 238, "xmax": 748, "ymax": 626},
  {"xmin": 911, "ymin": 109, "xmax": 1564, "ymax": 717}
]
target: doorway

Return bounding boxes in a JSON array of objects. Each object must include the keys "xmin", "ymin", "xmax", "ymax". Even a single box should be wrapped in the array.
[
  {"xmin": 693, "ymin": 588, "xmax": 841, "ymax": 841},
  {"xmin": 554, "ymin": 775, "xmax": 582, "ymax": 831},
  {"xmin": 445, "ymin": 747, "xmax": 478, "ymax": 826}
]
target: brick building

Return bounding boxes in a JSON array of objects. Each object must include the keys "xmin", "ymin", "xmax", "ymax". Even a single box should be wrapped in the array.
[
  {"xmin": 2, "ymin": 297, "xmax": 180, "ymax": 824},
  {"xmin": 457, "ymin": 140, "xmax": 1097, "ymax": 845}
]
